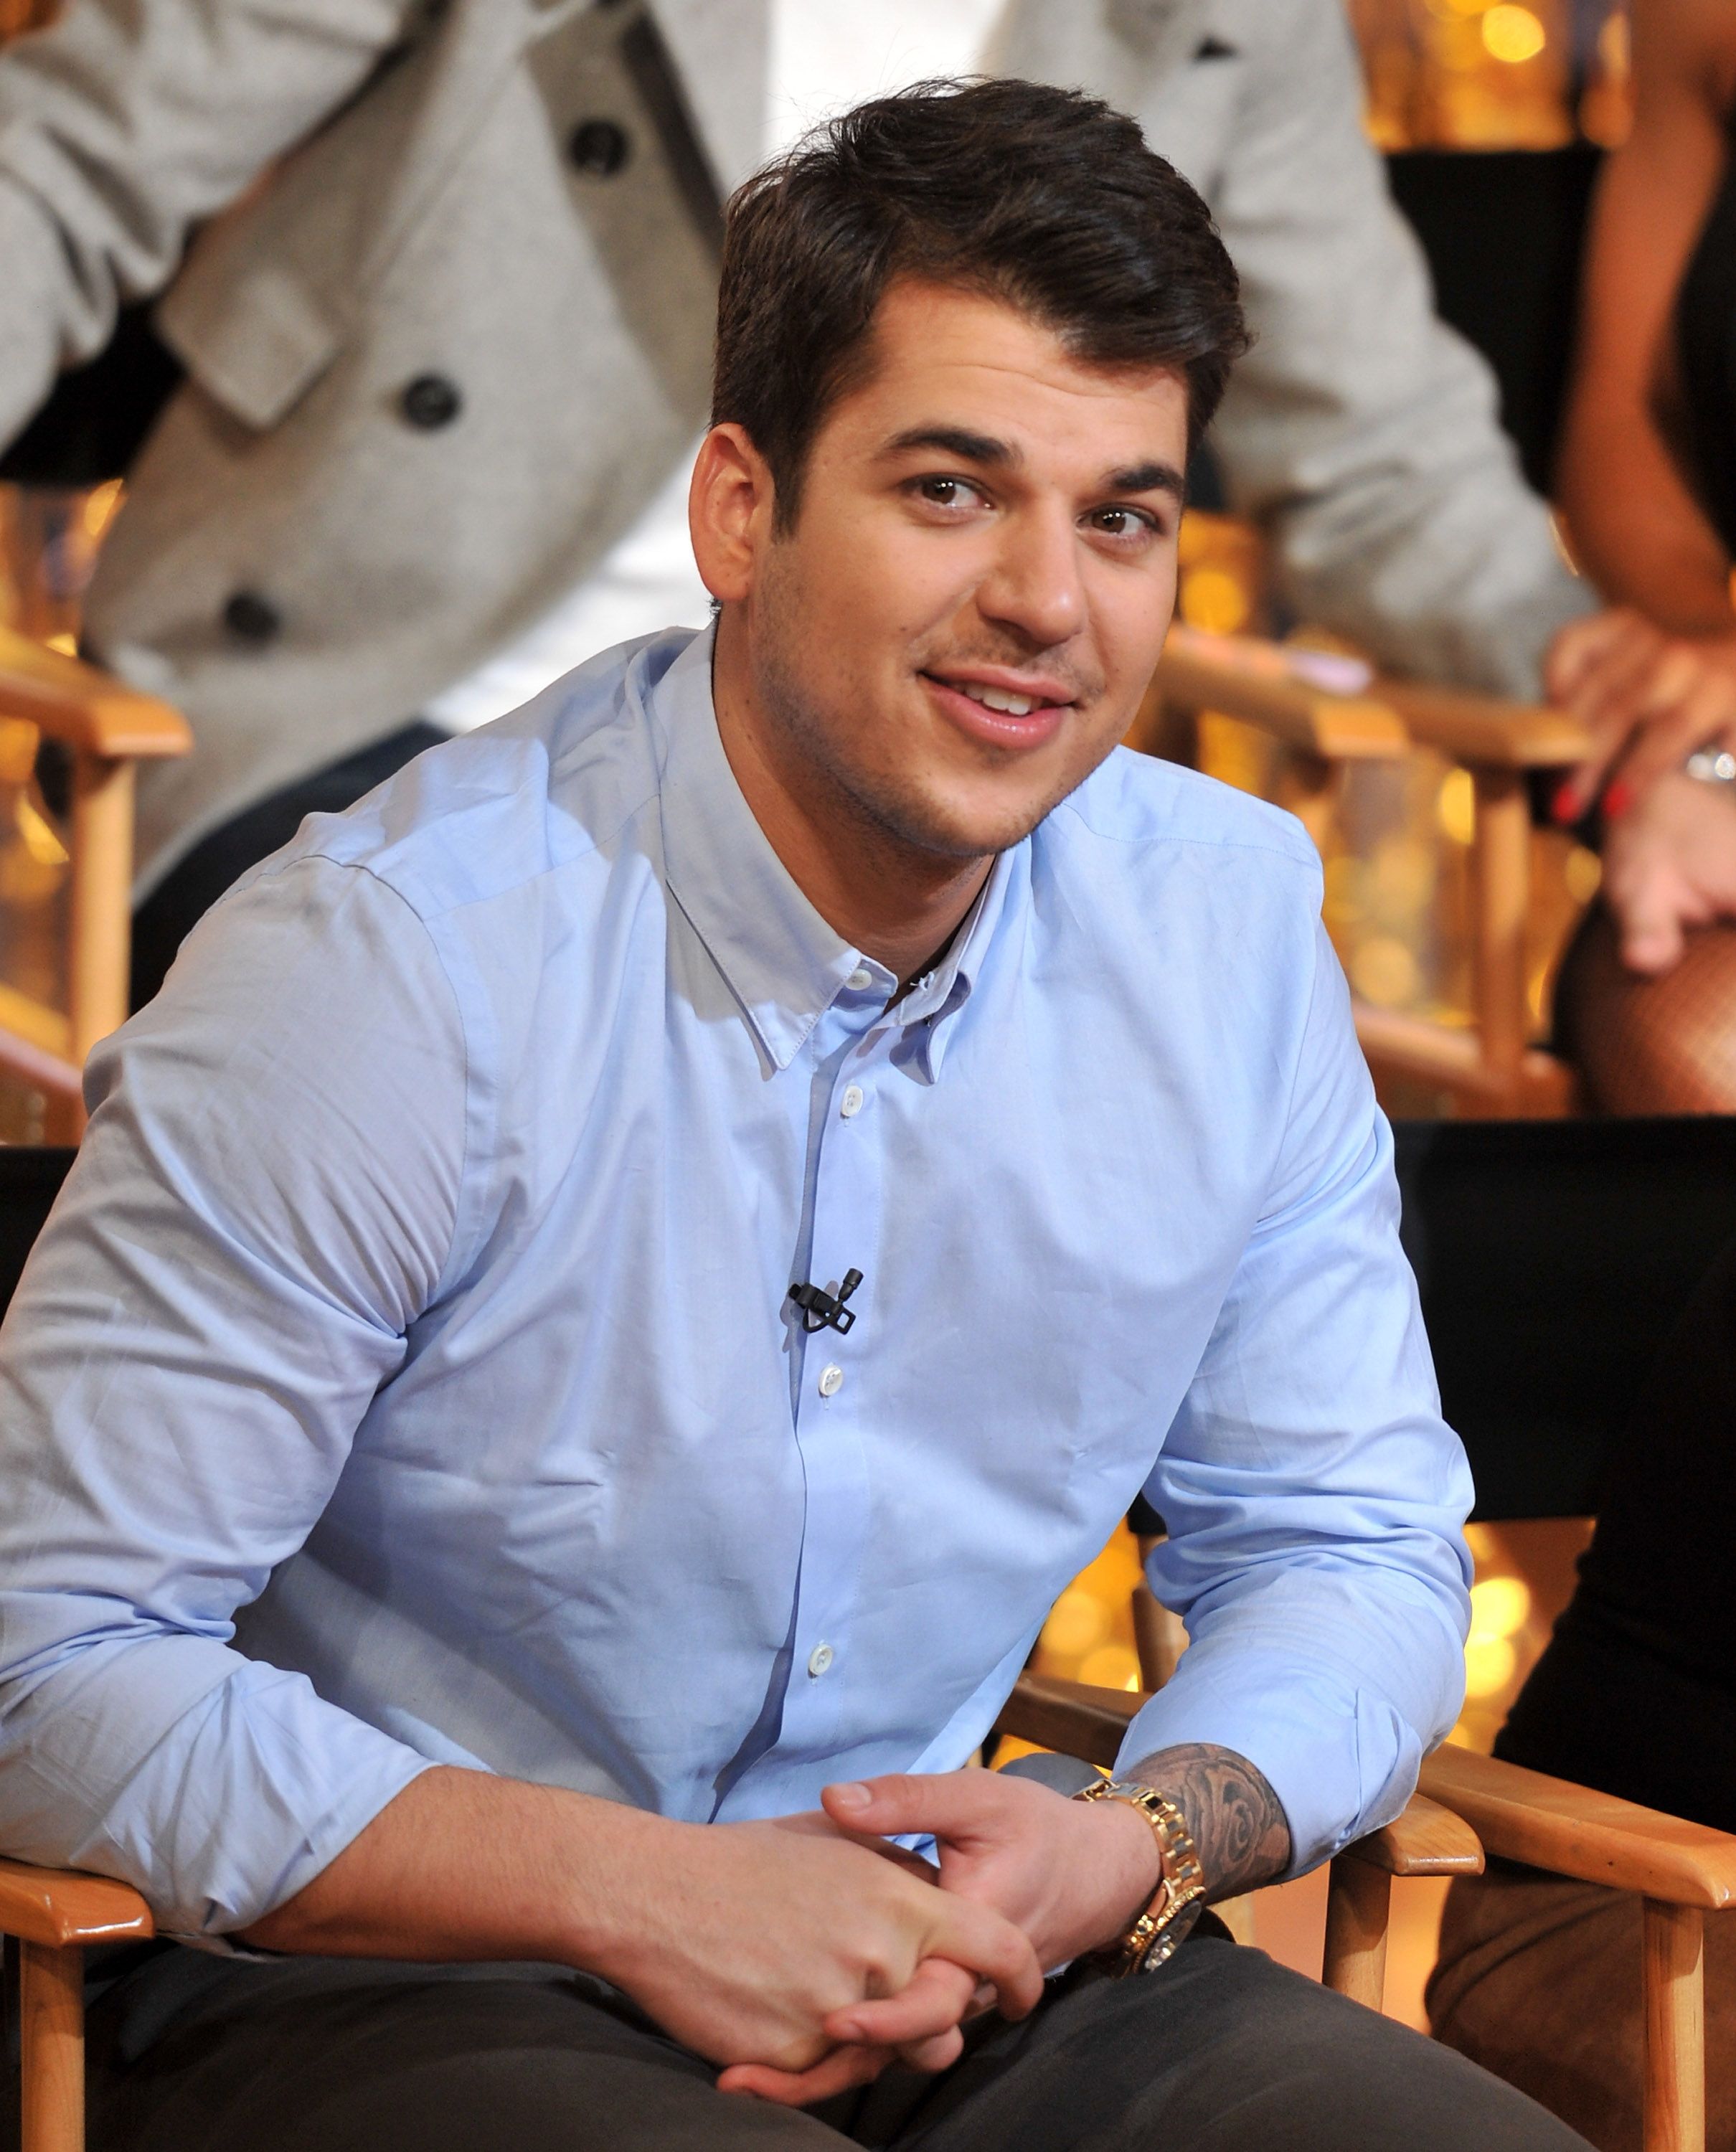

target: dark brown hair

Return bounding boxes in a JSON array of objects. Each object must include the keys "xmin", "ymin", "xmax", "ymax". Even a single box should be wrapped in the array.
[{"xmin": 712, "ymin": 77, "xmax": 1248, "ymax": 528}]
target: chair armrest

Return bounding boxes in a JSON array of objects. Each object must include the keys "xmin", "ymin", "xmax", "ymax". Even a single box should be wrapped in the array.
[
  {"xmin": 1152, "ymin": 627, "xmax": 1590, "ymax": 773},
  {"xmin": 1153, "ymin": 628, "xmax": 1407, "ymax": 761},
  {"xmin": 999, "ymin": 1671, "xmax": 1138, "ymax": 1770},
  {"xmin": 997, "ymin": 1676, "xmax": 1480, "ymax": 1878},
  {"xmin": 0, "ymin": 1856, "xmax": 154, "ymax": 1948},
  {"xmin": 1376, "ymin": 678, "xmax": 1589, "ymax": 770},
  {"xmin": 0, "ymin": 627, "xmax": 191, "ymax": 761},
  {"xmin": 1418, "ymin": 1744, "xmax": 1736, "ymax": 1909},
  {"xmin": 1339, "ymin": 1793, "xmax": 1481, "ymax": 1879}
]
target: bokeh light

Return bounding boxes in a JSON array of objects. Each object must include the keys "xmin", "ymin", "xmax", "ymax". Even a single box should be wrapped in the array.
[
  {"xmin": 1481, "ymin": 4, "xmax": 1547, "ymax": 63},
  {"xmin": 1469, "ymin": 1573, "xmax": 1532, "ymax": 1643}
]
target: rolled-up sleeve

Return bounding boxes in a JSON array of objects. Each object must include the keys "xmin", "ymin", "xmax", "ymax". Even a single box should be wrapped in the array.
[
  {"xmin": 0, "ymin": 857, "xmax": 465, "ymax": 1936},
  {"xmin": 1121, "ymin": 917, "xmax": 1473, "ymax": 1874}
]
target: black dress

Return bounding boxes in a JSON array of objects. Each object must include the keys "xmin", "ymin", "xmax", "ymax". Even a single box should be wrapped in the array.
[{"xmin": 1493, "ymin": 1231, "xmax": 1736, "ymax": 1832}]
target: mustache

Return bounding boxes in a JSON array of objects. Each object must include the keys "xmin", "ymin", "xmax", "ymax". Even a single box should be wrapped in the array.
[{"xmin": 917, "ymin": 648, "xmax": 1103, "ymax": 701}]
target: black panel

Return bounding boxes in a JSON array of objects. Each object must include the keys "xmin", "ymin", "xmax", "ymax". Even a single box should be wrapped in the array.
[
  {"xmin": 0, "ymin": 1148, "xmax": 75, "ymax": 1316},
  {"xmin": 1384, "ymin": 146, "xmax": 1602, "ymax": 493},
  {"xmin": 1393, "ymin": 1119, "xmax": 1736, "ymax": 1519}
]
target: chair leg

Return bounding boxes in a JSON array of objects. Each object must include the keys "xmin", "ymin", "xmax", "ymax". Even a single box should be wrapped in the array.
[
  {"xmin": 1322, "ymin": 1854, "xmax": 1390, "ymax": 2011},
  {"xmin": 1642, "ymin": 1899, "xmax": 1704, "ymax": 2152},
  {"xmin": 19, "ymin": 1941, "xmax": 83, "ymax": 2152}
]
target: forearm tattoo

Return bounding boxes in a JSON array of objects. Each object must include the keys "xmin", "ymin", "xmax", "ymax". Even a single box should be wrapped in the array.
[{"xmin": 1121, "ymin": 1742, "xmax": 1292, "ymax": 1902}]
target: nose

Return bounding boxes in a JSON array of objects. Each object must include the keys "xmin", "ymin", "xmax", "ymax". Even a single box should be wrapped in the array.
[{"xmin": 975, "ymin": 503, "xmax": 1086, "ymax": 650}]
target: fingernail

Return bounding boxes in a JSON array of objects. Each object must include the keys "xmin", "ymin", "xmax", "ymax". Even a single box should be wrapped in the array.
[
  {"xmin": 1552, "ymin": 781, "xmax": 1578, "ymax": 824},
  {"xmin": 829, "ymin": 1781, "xmax": 872, "ymax": 1810},
  {"xmin": 1603, "ymin": 780, "xmax": 1632, "ymax": 818}
]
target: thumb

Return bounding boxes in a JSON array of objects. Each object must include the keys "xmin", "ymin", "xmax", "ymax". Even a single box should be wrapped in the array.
[
  {"xmin": 822, "ymin": 1771, "xmax": 1000, "ymax": 1845},
  {"xmin": 1616, "ymin": 879, "xmax": 1688, "ymax": 975}
]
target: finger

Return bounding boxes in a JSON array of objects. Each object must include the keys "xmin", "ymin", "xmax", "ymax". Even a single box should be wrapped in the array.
[
  {"xmin": 1612, "ymin": 872, "xmax": 1690, "ymax": 976},
  {"xmin": 823, "ymin": 1769, "xmax": 1013, "ymax": 1845},
  {"xmin": 717, "ymin": 2046, "xmax": 890, "ymax": 2106},
  {"xmin": 926, "ymin": 1895, "xmax": 1044, "ymax": 2019},
  {"xmin": 1574, "ymin": 622, "xmax": 1681, "ymax": 732},
  {"xmin": 824, "ymin": 1955, "xmax": 978, "ymax": 2048},
  {"xmin": 1544, "ymin": 608, "xmax": 1650, "ymax": 700},
  {"xmin": 896, "ymin": 2024, "xmax": 966, "ymax": 2075}
]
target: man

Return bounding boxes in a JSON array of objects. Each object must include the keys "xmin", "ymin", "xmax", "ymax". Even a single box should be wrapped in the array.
[
  {"xmin": 0, "ymin": 0, "xmax": 1726, "ymax": 1001},
  {"xmin": 0, "ymin": 79, "xmax": 1584, "ymax": 2151}
]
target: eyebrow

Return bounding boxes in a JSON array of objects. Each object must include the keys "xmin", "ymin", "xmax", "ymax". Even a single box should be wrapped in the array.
[{"xmin": 879, "ymin": 427, "xmax": 1186, "ymax": 501}]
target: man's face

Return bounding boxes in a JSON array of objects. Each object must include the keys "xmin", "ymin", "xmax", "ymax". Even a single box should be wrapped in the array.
[{"xmin": 709, "ymin": 280, "xmax": 1190, "ymax": 864}]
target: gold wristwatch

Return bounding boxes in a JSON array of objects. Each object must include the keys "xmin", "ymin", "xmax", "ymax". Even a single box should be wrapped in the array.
[{"xmin": 1073, "ymin": 1778, "xmax": 1207, "ymax": 1976}]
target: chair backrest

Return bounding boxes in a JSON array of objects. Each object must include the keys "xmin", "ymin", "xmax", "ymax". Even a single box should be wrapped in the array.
[{"xmin": 1393, "ymin": 1118, "xmax": 1736, "ymax": 1520}]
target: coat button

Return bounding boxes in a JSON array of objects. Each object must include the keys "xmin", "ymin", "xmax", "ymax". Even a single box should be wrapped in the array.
[
  {"xmin": 568, "ymin": 118, "xmax": 631, "ymax": 176},
  {"xmin": 222, "ymin": 590, "xmax": 280, "ymax": 644},
  {"xmin": 400, "ymin": 374, "xmax": 463, "ymax": 430}
]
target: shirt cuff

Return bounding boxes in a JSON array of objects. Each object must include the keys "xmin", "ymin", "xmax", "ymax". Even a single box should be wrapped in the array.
[{"xmin": 1112, "ymin": 1638, "xmax": 1429, "ymax": 1879}]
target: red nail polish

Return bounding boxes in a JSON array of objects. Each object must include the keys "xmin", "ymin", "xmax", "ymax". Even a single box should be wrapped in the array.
[
  {"xmin": 1603, "ymin": 780, "xmax": 1633, "ymax": 818},
  {"xmin": 1551, "ymin": 782, "xmax": 1577, "ymax": 824}
]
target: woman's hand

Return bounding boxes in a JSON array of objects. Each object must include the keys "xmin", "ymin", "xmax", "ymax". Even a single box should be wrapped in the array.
[
  {"xmin": 1600, "ymin": 770, "xmax": 1736, "ymax": 973},
  {"xmin": 1547, "ymin": 610, "xmax": 1736, "ymax": 823}
]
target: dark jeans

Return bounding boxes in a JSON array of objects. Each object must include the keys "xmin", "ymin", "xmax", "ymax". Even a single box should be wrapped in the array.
[
  {"xmin": 83, "ymin": 1935, "xmax": 1592, "ymax": 2152},
  {"xmin": 128, "ymin": 722, "xmax": 447, "ymax": 1010}
]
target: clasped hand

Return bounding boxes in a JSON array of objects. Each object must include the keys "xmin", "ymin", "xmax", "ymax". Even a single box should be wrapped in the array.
[{"xmin": 605, "ymin": 1770, "xmax": 1161, "ymax": 2111}]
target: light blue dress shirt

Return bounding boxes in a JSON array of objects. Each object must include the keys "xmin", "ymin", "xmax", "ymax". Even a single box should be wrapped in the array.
[{"xmin": 0, "ymin": 626, "xmax": 1472, "ymax": 1941}]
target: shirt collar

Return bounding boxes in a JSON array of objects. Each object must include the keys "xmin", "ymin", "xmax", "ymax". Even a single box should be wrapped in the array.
[{"xmin": 650, "ymin": 626, "xmax": 1010, "ymax": 1073}]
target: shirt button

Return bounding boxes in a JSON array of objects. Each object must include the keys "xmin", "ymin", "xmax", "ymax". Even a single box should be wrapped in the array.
[
  {"xmin": 807, "ymin": 1642, "xmax": 835, "ymax": 1678},
  {"xmin": 839, "ymin": 1085, "xmax": 864, "ymax": 1119},
  {"xmin": 400, "ymin": 373, "xmax": 463, "ymax": 430},
  {"xmin": 846, "ymin": 967, "xmax": 873, "ymax": 991},
  {"xmin": 568, "ymin": 118, "xmax": 631, "ymax": 176},
  {"xmin": 819, "ymin": 1363, "xmax": 844, "ymax": 1398}
]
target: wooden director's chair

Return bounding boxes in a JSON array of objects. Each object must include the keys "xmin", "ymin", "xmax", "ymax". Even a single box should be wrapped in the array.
[
  {"xmin": 0, "ymin": 628, "xmax": 188, "ymax": 1135},
  {"xmin": 1136, "ymin": 625, "xmax": 1591, "ymax": 1119}
]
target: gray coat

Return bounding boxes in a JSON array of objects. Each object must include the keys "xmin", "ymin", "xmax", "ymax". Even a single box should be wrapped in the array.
[{"xmin": 0, "ymin": 0, "xmax": 1588, "ymax": 889}]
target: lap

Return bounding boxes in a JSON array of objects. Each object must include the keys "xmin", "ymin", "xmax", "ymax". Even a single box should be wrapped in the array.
[
  {"xmin": 851, "ymin": 1938, "xmax": 1590, "ymax": 2152},
  {"xmin": 87, "ymin": 1932, "xmax": 1590, "ymax": 2152}
]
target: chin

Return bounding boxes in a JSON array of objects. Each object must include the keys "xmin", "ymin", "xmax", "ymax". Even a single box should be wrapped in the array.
[{"xmin": 866, "ymin": 780, "xmax": 1061, "ymax": 862}]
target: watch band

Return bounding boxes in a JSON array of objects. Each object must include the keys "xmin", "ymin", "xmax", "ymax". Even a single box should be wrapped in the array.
[{"xmin": 1073, "ymin": 1777, "xmax": 1207, "ymax": 1976}]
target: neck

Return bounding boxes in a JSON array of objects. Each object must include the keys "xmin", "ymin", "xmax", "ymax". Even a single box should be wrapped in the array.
[{"xmin": 710, "ymin": 615, "xmax": 991, "ymax": 990}]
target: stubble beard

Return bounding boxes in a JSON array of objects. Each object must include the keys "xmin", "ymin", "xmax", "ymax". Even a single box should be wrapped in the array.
[{"xmin": 752, "ymin": 584, "xmax": 1102, "ymax": 874}]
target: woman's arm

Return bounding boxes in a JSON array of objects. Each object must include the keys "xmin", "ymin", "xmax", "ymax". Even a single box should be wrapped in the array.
[{"xmin": 1556, "ymin": 0, "xmax": 1736, "ymax": 634}]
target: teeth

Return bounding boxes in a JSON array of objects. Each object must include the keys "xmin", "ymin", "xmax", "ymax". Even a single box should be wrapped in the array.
[{"xmin": 957, "ymin": 682, "xmax": 1039, "ymax": 717}]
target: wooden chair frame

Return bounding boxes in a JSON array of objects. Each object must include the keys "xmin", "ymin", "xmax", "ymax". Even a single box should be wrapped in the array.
[
  {"xmin": 1419, "ymin": 1742, "xmax": 1736, "ymax": 2152},
  {"xmin": 1135, "ymin": 626, "xmax": 1592, "ymax": 1119},
  {"xmin": 0, "ymin": 628, "xmax": 189, "ymax": 1133}
]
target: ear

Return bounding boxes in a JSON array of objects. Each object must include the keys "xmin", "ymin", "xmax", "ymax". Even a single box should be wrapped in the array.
[{"xmin": 689, "ymin": 423, "xmax": 777, "ymax": 605}]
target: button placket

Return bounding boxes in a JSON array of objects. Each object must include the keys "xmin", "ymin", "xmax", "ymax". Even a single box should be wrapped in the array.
[{"xmin": 780, "ymin": 1024, "xmax": 892, "ymax": 1756}]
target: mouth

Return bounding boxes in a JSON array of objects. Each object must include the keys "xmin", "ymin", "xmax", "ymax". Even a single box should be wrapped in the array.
[{"xmin": 920, "ymin": 670, "xmax": 1075, "ymax": 752}]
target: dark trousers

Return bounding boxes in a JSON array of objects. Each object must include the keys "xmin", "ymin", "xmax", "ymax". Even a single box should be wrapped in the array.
[
  {"xmin": 128, "ymin": 722, "xmax": 447, "ymax": 1010},
  {"xmin": 84, "ymin": 1935, "xmax": 1592, "ymax": 2152}
]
